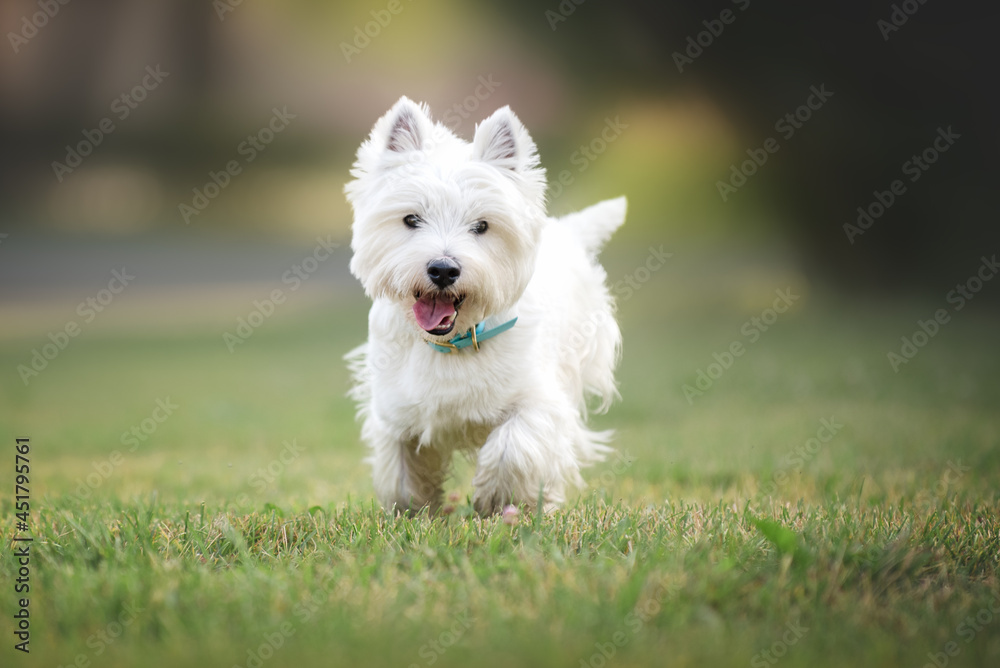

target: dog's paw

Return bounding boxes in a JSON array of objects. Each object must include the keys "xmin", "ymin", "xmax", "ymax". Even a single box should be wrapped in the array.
[{"xmin": 473, "ymin": 486, "xmax": 517, "ymax": 516}]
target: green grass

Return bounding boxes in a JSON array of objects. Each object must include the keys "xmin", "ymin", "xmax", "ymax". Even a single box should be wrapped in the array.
[{"xmin": 1, "ymin": 244, "xmax": 999, "ymax": 667}]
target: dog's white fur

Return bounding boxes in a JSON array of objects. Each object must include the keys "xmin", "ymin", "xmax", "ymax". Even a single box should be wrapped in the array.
[{"xmin": 345, "ymin": 96, "xmax": 625, "ymax": 514}]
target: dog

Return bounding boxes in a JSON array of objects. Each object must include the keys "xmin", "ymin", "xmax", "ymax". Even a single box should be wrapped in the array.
[{"xmin": 344, "ymin": 96, "xmax": 625, "ymax": 515}]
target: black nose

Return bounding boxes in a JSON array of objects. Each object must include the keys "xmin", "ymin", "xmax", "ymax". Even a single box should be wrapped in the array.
[{"xmin": 427, "ymin": 257, "xmax": 461, "ymax": 288}]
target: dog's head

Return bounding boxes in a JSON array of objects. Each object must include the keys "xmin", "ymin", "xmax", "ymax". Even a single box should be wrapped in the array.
[{"xmin": 345, "ymin": 97, "xmax": 547, "ymax": 339}]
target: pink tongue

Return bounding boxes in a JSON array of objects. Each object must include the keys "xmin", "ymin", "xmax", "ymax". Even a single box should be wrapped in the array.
[{"xmin": 412, "ymin": 294, "xmax": 456, "ymax": 332}]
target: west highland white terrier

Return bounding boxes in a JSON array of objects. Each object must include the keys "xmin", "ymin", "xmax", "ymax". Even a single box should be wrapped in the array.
[{"xmin": 345, "ymin": 96, "xmax": 626, "ymax": 515}]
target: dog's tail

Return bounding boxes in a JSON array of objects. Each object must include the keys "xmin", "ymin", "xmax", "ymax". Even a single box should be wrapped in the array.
[{"xmin": 557, "ymin": 196, "xmax": 627, "ymax": 258}]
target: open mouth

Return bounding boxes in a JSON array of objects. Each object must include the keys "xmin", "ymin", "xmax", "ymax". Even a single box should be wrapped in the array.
[{"xmin": 413, "ymin": 291, "xmax": 465, "ymax": 336}]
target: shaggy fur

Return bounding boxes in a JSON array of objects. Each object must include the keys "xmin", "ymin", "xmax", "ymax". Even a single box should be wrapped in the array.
[{"xmin": 345, "ymin": 96, "xmax": 625, "ymax": 514}]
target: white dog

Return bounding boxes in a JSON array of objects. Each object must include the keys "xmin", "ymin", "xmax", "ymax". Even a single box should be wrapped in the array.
[{"xmin": 345, "ymin": 96, "xmax": 625, "ymax": 515}]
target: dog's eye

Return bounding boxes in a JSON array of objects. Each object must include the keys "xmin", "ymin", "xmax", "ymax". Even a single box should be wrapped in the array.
[
  {"xmin": 472, "ymin": 220, "xmax": 489, "ymax": 235},
  {"xmin": 403, "ymin": 214, "xmax": 421, "ymax": 229}
]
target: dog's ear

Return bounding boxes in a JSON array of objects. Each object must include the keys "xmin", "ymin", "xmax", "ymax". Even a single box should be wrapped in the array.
[
  {"xmin": 379, "ymin": 96, "xmax": 432, "ymax": 154},
  {"xmin": 472, "ymin": 107, "xmax": 540, "ymax": 173},
  {"xmin": 346, "ymin": 97, "xmax": 434, "ymax": 203}
]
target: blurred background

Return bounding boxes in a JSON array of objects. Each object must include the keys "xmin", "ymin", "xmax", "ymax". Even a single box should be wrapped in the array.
[
  {"xmin": 1, "ymin": 0, "xmax": 998, "ymax": 504},
  {"xmin": 4, "ymin": 6, "xmax": 1000, "ymax": 665},
  {"xmin": 3, "ymin": 0, "xmax": 998, "ymax": 283}
]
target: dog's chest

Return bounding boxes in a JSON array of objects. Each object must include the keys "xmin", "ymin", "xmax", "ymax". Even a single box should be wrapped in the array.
[{"xmin": 376, "ymin": 347, "xmax": 520, "ymax": 446}]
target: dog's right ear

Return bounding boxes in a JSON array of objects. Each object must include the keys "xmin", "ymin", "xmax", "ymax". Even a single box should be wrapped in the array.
[
  {"xmin": 347, "ymin": 97, "xmax": 433, "ymax": 203},
  {"xmin": 377, "ymin": 96, "xmax": 432, "ymax": 154},
  {"xmin": 348, "ymin": 97, "xmax": 434, "ymax": 188}
]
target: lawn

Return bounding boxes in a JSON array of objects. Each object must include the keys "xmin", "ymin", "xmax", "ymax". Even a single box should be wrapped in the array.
[{"xmin": 1, "ymin": 242, "xmax": 998, "ymax": 667}]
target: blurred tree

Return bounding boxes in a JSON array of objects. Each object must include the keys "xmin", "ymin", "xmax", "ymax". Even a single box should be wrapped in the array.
[
  {"xmin": 504, "ymin": 0, "xmax": 1000, "ymax": 293},
  {"xmin": 1, "ymin": 0, "xmax": 213, "ymax": 163}
]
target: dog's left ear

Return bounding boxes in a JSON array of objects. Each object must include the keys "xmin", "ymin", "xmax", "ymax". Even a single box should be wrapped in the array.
[{"xmin": 472, "ymin": 107, "xmax": 540, "ymax": 173}]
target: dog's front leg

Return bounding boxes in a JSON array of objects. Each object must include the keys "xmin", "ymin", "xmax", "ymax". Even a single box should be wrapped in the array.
[
  {"xmin": 368, "ymin": 425, "xmax": 446, "ymax": 515},
  {"xmin": 472, "ymin": 407, "xmax": 578, "ymax": 515}
]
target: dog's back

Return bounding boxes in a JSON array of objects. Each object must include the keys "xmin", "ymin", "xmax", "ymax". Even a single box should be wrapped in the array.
[{"xmin": 526, "ymin": 197, "xmax": 626, "ymax": 419}]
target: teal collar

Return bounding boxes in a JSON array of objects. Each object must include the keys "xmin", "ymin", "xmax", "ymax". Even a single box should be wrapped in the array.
[{"xmin": 426, "ymin": 317, "xmax": 518, "ymax": 354}]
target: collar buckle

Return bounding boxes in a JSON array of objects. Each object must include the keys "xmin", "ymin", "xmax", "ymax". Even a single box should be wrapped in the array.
[{"xmin": 425, "ymin": 316, "xmax": 517, "ymax": 354}]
